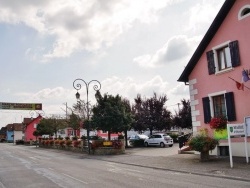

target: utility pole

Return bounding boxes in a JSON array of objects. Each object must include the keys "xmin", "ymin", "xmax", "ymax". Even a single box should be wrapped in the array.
[{"xmin": 62, "ymin": 102, "xmax": 68, "ymax": 120}]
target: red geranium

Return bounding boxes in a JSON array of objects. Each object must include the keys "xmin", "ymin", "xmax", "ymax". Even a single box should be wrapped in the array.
[{"xmin": 209, "ymin": 117, "xmax": 227, "ymax": 130}]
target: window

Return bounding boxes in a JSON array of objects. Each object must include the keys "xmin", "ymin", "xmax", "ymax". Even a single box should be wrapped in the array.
[
  {"xmin": 238, "ymin": 5, "xmax": 250, "ymax": 20},
  {"xmin": 212, "ymin": 94, "xmax": 226, "ymax": 117},
  {"xmin": 216, "ymin": 46, "xmax": 232, "ymax": 71},
  {"xmin": 206, "ymin": 40, "xmax": 240, "ymax": 75},
  {"xmin": 202, "ymin": 92, "xmax": 236, "ymax": 123}
]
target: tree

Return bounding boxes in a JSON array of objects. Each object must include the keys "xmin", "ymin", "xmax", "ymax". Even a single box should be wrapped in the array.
[
  {"xmin": 68, "ymin": 112, "xmax": 81, "ymax": 136},
  {"xmin": 132, "ymin": 93, "xmax": 172, "ymax": 135},
  {"xmin": 172, "ymin": 99, "xmax": 192, "ymax": 129},
  {"xmin": 72, "ymin": 100, "xmax": 88, "ymax": 120},
  {"xmin": 91, "ymin": 91, "xmax": 133, "ymax": 140},
  {"xmin": 33, "ymin": 130, "xmax": 40, "ymax": 147},
  {"xmin": 36, "ymin": 118, "xmax": 54, "ymax": 136},
  {"xmin": 36, "ymin": 117, "xmax": 67, "ymax": 138}
]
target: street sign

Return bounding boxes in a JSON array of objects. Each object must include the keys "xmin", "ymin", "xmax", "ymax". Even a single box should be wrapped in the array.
[
  {"xmin": 227, "ymin": 123, "xmax": 248, "ymax": 168},
  {"xmin": 228, "ymin": 124, "xmax": 245, "ymax": 137},
  {"xmin": 244, "ymin": 116, "xmax": 250, "ymax": 136},
  {"xmin": 0, "ymin": 102, "xmax": 42, "ymax": 110}
]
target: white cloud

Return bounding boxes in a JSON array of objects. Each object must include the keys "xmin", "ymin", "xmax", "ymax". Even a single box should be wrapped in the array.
[
  {"xmin": 101, "ymin": 75, "xmax": 170, "ymax": 102},
  {"xmin": 0, "ymin": 0, "xmax": 178, "ymax": 61},
  {"xmin": 134, "ymin": 35, "xmax": 201, "ymax": 68},
  {"xmin": 187, "ymin": 0, "xmax": 224, "ymax": 32}
]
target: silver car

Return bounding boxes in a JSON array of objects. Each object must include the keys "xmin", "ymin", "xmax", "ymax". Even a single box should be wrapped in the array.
[{"xmin": 144, "ymin": 133, "xmax": 173, "ymax": 147}]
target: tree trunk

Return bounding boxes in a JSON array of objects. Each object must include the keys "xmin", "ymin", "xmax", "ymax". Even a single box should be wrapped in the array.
[
  {"xmin": 124, "ymin": 130, "xmax": 128, "ymax": 148},
  {"xmin": 200, "ymin": 150, "xmax": 210, "ymax": 162}
]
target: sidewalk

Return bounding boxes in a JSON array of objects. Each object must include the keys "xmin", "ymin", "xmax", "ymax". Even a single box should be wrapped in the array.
[{"xmin": 84, "ymin": 149, "xmax": 250, "ymax": 182}]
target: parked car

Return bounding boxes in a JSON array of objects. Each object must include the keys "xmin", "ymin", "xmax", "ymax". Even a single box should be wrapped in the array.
[
  {"xmin": 144, "ymin": 133, "xmax": 173, "ymax": 147},
  {"xmin": 129, "ymin": 134, "xmax": 148, "ymax": 147}
]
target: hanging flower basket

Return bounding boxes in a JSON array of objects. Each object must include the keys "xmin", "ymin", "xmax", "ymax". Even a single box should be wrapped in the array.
[{"xmin": 209, "ymin": 117, "xmax": 227, "ymax": 131}]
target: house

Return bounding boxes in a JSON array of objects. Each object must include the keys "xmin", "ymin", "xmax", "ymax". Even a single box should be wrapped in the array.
[
  {"xmin": 6, "ymin": 124, "xmax": 14, "ymax": 142},
  {"xmin": 23, "ymin": 115, "xmax": 42, "ymax": 141},
  {"xmin": 5, "ymin": 123, "xmax": 23, "ymax": 143},
  {"xmin": 57, "ymin": 127, "xmax": 81, "ymax": 138},
  {"xmin": 178, "ymin": 0, "xmax": 250, "ymax": 157},
  {"xmin": 12, "ymin": 123, "xmax": 24, "ymax": 142},
  {"xmin": 0, "ymin": 127, "xmax": 7, "ymax": 142}
]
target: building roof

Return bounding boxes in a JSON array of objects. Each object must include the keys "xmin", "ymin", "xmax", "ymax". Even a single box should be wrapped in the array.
[
  {"xmin": 13, "ymin": 123, "xmax": 23, "ymax": 131},
  {"xmin": 23, "ymin": 118, "xmax": 33, "ymax": 124},
  {"xmin": 6, "ymin": 123, "xmax": 23, "ymax": 131},
  {"xmin": 6, "ymin": 124, "xmax": 14, "ymax": 131},
  {"xmin": 177, "ymin": 0, "xmax": 236, "ymax": 83}
]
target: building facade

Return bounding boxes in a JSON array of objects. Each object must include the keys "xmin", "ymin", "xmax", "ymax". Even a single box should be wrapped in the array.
[{"xmin": 178, "ymin": 0, "xmax": 250, "ymax": 156}]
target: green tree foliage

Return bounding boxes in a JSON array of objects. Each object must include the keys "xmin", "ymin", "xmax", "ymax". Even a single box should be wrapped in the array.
[
  {"xmin": 172, "ymin": 99, "xmax": 192, "ymax": 129},
  {"xmin": 36, "ymin": 117, "xmax": 67, "ymax": 137},
  {"xmin": 91, "ymin": 91, "xmax": 133, "ymax": 140},
  {"xmin": 36, "ymin": 118, "xmax": 54, "ymax": 136},
  {"xmin": 132, "ymin": 93, "xmax": 172, "ymax": 135}
]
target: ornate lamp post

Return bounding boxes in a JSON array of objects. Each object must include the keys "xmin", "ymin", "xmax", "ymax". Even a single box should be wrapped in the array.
[{"xmin": 73, "ymin": 79, "xmax": 101, "ymax": 154}]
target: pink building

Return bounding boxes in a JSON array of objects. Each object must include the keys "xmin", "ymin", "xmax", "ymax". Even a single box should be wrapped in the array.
[
  {"xmin": 178, "ymin": 0, "xmax": 250, "ymax": 156},
  {"xmin": 23, "ymin": 115, "xmax": 42, "ymax": 141}
]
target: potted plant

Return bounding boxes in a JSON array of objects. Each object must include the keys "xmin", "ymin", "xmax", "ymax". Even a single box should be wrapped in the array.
[
  {"xmin": 209, "ymin": 116, "xmax": 228, "ymax": 139},
  {"xmin": 209, "ymin": 116, "xmax": 227, "ymax": 130},
  {"xmin": 66, "ymin": 140, "xmax": 72, "ymax": 147},
  {"xmin": 188, "ymin": 129, "xmax": 218, "ymax": 161}
]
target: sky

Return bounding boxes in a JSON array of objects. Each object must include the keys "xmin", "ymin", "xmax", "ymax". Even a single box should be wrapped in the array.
[{"xmin": 0, "ymin": 0, "xmax": 225, "ymax": 128}]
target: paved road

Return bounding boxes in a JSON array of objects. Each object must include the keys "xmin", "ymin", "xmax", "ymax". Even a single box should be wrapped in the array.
[
  {"xmin": 1, "ymin": 143, "xmax": 250, "ymax": 188},
  {"xmin": 125, "ymin": 143, "xmax": 179, "ymax": 156}
]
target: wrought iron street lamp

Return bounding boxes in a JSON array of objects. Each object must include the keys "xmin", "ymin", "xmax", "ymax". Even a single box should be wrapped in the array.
[{"xmin": 73, "ymin": 79, "xmax": 101, "ymax": 154}]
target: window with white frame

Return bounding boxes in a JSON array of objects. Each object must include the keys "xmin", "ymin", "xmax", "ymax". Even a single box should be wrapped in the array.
[
  {"xmin": 202, "ymin": 92, "xmax": 236, "ymax": 123},
  {"xmin": 212, "ymin": 94, "xmax": 226, "ymax": 117},
  {"xmin": 238, "ymin": 5, "xmax": 250, "ymax": 20},
  {"xmin": 206, "ymin": 40, "xmax": 240, "ymax": 75},
  {"xmin": 216, "ymin": 45, "xmax": 232, "ymax": 71}
]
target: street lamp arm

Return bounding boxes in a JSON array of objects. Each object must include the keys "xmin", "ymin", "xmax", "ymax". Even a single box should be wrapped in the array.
[{"xmin": 73, "ymin": 79, "xmax": 101, "ymax": 93}]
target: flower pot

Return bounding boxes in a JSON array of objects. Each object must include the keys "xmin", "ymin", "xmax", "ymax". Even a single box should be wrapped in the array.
[
  {"xmin": 200, "ymin": 150, "xmax": 210, "ymax": 162},
  {"xmin": 214, "ymin": 129, "xmax": 228, "ymax": 140}
]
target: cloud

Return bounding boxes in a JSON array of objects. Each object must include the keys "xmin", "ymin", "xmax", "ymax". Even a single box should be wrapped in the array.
[
  {"xmin": 101, "ymin": 75, "xmax": 170, "ymax": 102},
  {"xmin": 0, "ymin": 0, "xmax": 177, "ymax": 61},
  {"xmin": 134, "ymin": 35, "xmax": 201, "ymax": 68},
  {"xmin": 187, "ymin": 0, "xmax": 224, "ymax": 32}
]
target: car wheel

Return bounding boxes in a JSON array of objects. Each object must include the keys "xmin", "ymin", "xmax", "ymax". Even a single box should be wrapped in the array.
[
  {"xmin": 160, "ymin": 142, "xmax": 165, "ymax": 148},
  {"xmin": 144, "ymin": 142, "xmax": 148, "ymax": 147},
  {"xmin": 169, "ymin": 144, "xmax": 173, "ymax": 147}
]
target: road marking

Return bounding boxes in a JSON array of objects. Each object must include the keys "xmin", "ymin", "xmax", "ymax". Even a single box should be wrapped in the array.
[
  {"xmin": 62, "ymin": 173, "xmax": 88, "ymax": 184},
  {"xmin": 0, "ymin": 181, "xmax": 6, "ymax": 188}
]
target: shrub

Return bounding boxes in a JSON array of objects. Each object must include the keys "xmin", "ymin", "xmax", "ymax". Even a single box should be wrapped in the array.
[
  {"xmin": 112, "ymin": 140, "xmax": 123, "ymax": 149},
  {"xmin": 188, "ymin": 129, "xmax": 218, "ymax": 153},
  {"xmin": 55, "ymin": 140, "xmax": 60, "ymax": 145},
  {"xmin": 73, "ymin": 140, "xmax": 80, "ymax": 147},
  {"xmin": 60, "ymin": 140, "xmax": 65, "ymax": 146},
  {"xmin": 16, "ymin": 140, "xmax": 24, "ymax": 145},
  {"xmin": 66, "ymin": 140, "xmax": 72, "ymax": 146},
  {"xmin": 49, "ymin": 140, "xmax": 54, "ymax": 145},
  {"xmin": 188, "ymin": 135, "xmax": 218, "ymax": 152},
  {"xmin": 169, "ymin": 133, "xmax": 178, "ymax": 143}
]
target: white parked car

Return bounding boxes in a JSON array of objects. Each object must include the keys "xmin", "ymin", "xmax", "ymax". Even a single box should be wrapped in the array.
[{"xmin": 144, "ymin": 133, "xmax": 173, "ymax": 147}]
